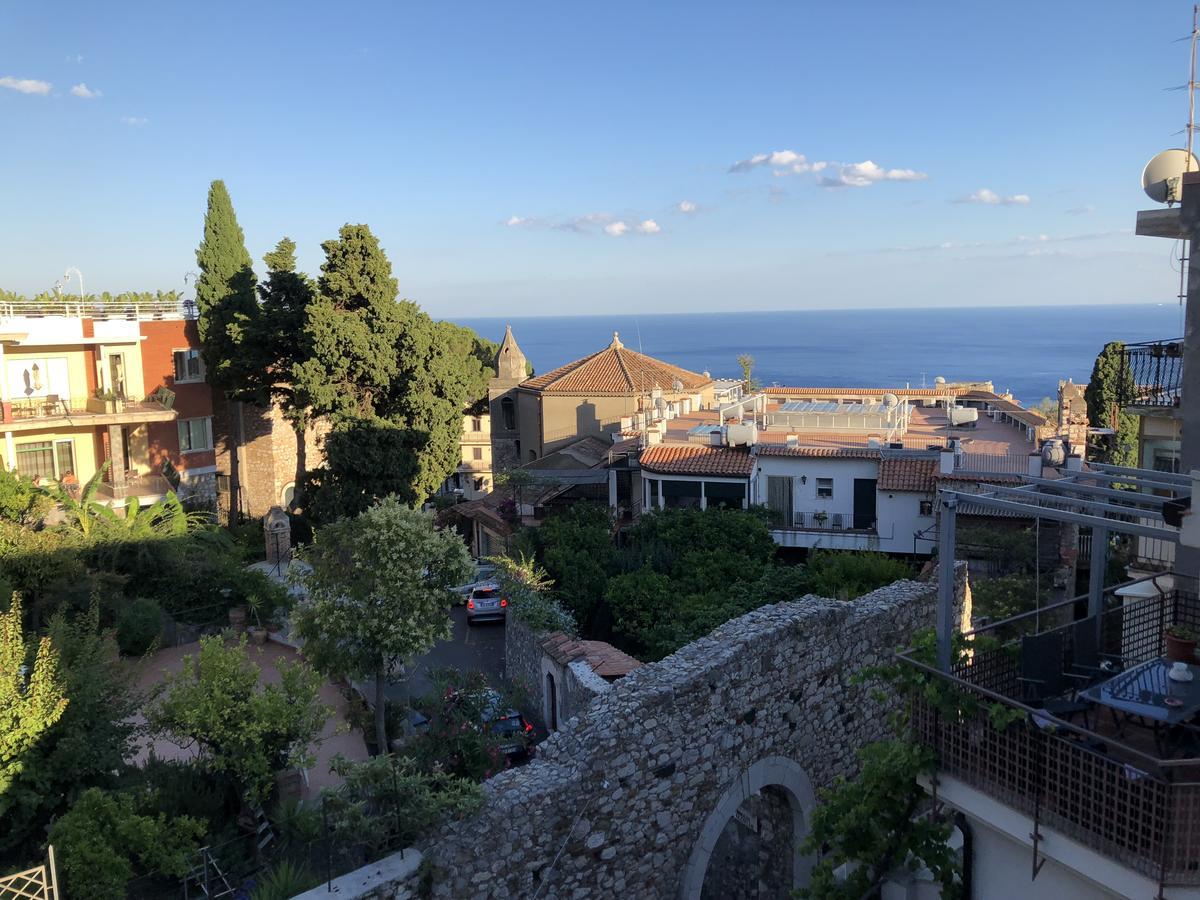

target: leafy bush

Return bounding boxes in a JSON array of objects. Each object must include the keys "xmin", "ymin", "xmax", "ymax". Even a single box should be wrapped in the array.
[
  {"xmin": 0, "ymin": 468, "xmax": 51, "ymax": 525},
  {"xmin": 148, "ymin": 635, "xmax": 330, "ymax": 804},
  {"xmin": 252, "ymin": 860, "xmax": 320, "ymax": 900},
  {"xmin": 47, "ymin": 787, "xmax": 205, "ymax": 900},
  {"xmin": 801, "ymin": 551, "xmax": 915, "ymax": 601},
  {"xmin": 491, "ymin": 553, "xmax": 575, "ymax": 635},
  {"xmin": 116, "ymin": 597, "xmax": 162, "ymax": 656},
  {"xmin": 405, "ymin": 668, "xmax": 518, "ymax": 781}
]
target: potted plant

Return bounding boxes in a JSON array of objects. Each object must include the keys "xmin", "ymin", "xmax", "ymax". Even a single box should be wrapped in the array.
[
  {"xmin": 813, "ymin": 510, "xmax": 829, "ymax": 527},
  {"xmin": 246, "ymin": 594, "xmax": 268, "ymax": 645},
  {"xmin": 266, "ymin": 608, "xmax": 285, "ymax": 636},
  {"xmin": 88, "ymin": 388, "xmax": 125, "ymax": 414},
  {"xmin": 1166, "ymin": 624, "xmax": 1198, "ymax": 663},
  {"xmin": 227, "ymin": 604, "xmax": 248, "ymax": 634}
]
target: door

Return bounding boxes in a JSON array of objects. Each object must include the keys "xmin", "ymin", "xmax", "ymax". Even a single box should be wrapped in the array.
[
  {"xmin": 853, "ymin": 478, "xmax": 877, "ymax": 530},
  {"xmin": 108, "ymin": 353, "xmax": 127, "ymax": 399},
  {"xmin": 767, "ymin": 476, "xmax": 794, "ymax": 526},
  {"xmin": 545, "ymin": 672, "xmax": 558, "ymax": 731}
]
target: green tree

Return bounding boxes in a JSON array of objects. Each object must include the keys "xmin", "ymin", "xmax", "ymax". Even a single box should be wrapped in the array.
[
  {"xmin": 537, "ymin": 504, "xmax": 616, "ymax": 633},
  {"xmin": 304, "ymin": 418, "xmax": 421, "ymax": 521},
  {"xmin": 294, "ymin": 223, "xmax": 404, "ymax": 422},
  {"xmin": 294, "ymin": 497, "xmax": 473, "ymax": 750},
  {"xmin": 737, "ymin": 352, "xmax": 760, "ymax": 392},
  {"xmin": 801, "ymin": 551, "xmax": 915, "ymax": 601},
  {"xmin": 1084, "ymin": 341, "xmax": 1139, "ymax": 467},
  {"xmin": 195, "ymin": 179, "xmax": 260, "ymax": 525},
  {"xmin": 256, "ymin": 237, "xmax": 318, "ymax": 510},
  {"xmin": 48, "ymin": 787, "xmax": 204, "ymax": 900},
  {"xmin": 1, "ymin": 602, "xmax": 142, "ymax": 860},
  {"xmin": 0, "ymin": 469, "xmax": 51, "ymax": 526},
  {"xmin": 0, "ymin": 594, "xmax": 67, "ymax": 801},
  {"xmin": 148, "ymin": 634, "xmax": 329, "ymax": 804}
]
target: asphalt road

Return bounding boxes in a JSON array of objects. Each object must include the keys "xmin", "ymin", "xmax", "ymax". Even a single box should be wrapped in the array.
[{"xmin": 384, "ymin": 603, "xmax": 507, "ymax": 708}]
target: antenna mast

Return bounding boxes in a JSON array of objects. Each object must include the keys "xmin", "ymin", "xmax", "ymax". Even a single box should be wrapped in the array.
[{"xmin": 1181, "ymin": 6, "xmax": 1199, "ymax": 317}]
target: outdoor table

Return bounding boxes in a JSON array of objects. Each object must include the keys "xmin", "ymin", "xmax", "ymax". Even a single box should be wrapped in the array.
[{"xmin": 1080, "ymin": 659, "xmax": 1200, "ymax": 725}]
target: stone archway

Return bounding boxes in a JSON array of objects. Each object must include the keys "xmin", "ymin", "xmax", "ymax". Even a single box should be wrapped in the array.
[{"xmin": 678, "ymin": 756, "xmax": 817, "ymax": 900}]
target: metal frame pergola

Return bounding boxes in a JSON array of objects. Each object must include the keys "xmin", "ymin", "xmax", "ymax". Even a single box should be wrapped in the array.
[{"xmin": 936, "ymin": 462, "xmax": 1191, "ymax": 672}]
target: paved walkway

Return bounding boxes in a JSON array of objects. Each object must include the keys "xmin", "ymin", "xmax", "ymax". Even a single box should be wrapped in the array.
[{"xmin": 130, "ymin": 638, "xmax": 368, "ymax": 800}]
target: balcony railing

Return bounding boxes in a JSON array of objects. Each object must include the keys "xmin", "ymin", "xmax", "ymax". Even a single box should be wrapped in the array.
[
  {"xmin": 1119, "ymin": 338, "xmax": 1183, "ymax": 409},
  {"xmin": 787, "ymin": 510, "xmax": 875, "ymax": 532},
  {"xmin": 0, "ymin": 293, "xmax": 194, "ymax": 321},
  {"xmin": 96, "ymin": 474, "xmax": 175, "ymax": 501},
  {"xmin": 3, "ymin": 393, "xmax": 174, "ymax": 424},
  {"xmin": 899, "ymin": 576, "xmax": 1200, "ymax": 886}
]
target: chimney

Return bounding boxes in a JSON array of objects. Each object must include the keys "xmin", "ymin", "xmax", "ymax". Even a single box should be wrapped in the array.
[
  {"xmin": 1028, "ymin": 452, "xmax": 1044, "ymax": 479},
  {"xmin": 1066, "ymin": 454, "xmax": 1084, "ymax": 472},
  {"xmin": 939, "ymin": 449, "xmax": 956, "ymax": 475}
]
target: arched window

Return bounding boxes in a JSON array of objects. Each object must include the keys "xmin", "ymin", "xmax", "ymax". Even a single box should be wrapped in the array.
[{"xmin": 501, "ymin": 397, "xmax": 516, "ymax": 431}]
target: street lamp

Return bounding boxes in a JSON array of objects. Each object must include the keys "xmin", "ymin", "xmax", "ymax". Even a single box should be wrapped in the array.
[{"xmin": 53, "ymin": 267, "xmax": 84, "ymax": 308}]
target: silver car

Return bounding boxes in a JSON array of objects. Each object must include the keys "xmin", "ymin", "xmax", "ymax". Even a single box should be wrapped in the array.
[{"xmin": 466, "ymin": 584, "xmax": 506, "ymax": 625}]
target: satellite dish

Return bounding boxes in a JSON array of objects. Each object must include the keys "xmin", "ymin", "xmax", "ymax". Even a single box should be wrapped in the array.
[
  {"xmin": 1142, "ymin": 149, "xmax": 1199, "ymax": 204},
  {"xmin": 882, "ymin": 393, "xmax": 899, "ymax": 409}
]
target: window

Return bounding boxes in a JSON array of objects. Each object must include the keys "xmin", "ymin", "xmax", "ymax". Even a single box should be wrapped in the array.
[
  {"xmin": 15, "ymin": 441, "xmax": 54, "ymax": 479},
  {"xmin": 501, "ymin": 397, "xmax": 515, "ymax": 431},
  {"xmin": 472, "ymin": 447, "xmax": 484, "ymax": 461},
  {"xmin": 816, "ymin": 477, "xmax": 834, "ymax": 499},
  {"xmin": 55, "ymin": 439, "xmax": 75, "ymax": 478},
  {"xmin": 1154, "ymin": 448, "xmax": 1181, "ymax": 474},
  {"xmin": 471, "ymin": 417, "xmax": 482, "ymax": 432},
  {"xmin": 173, "ymin": 349, "xmax": 205, "ymax": 383},
  {"xmin": 178, "ymin": 416, "xmax": 213, "ymax": 452},
  {"xmin": 919, "ymin": 499, "xmax": 933, "ymax": 516}
]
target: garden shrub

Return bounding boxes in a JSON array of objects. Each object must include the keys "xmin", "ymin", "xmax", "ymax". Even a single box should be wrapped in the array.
[{"xmin": 116, "ymin": 597, "xmax": 162, "ymax": 656}]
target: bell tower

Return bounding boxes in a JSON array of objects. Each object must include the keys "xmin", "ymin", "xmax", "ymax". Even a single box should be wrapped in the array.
[{"xmin": 489, "ymin": 325, "xmax": 528, "ymax": 471}]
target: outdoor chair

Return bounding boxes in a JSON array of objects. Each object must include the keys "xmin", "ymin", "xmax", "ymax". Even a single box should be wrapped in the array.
[
  {"xmin": 1065, "ymin": 617, "xmax": 1124, "ymax": 686},
  {"xmin": 1018, "ymin": 632, "xmax": 1093, "ymax": 727},
  {"xmin": 831, "ymin": 513, "xmax": 844, "ymax": 530}
]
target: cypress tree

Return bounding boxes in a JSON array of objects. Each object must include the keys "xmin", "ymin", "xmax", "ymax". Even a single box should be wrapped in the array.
[
  {"xmin": 257, "ymin": 238, "xmax": 316, "ymax": 510},
  {"xmin": 1084, "ymin": 341, "xmax": 1139, "ymax": 467},
  {"xmin": 195, "ymin": 180, "xmax": 259, "ymax": 525}
]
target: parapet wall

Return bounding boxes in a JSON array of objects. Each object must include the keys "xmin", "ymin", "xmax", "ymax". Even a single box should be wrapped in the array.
[{"xmin": 429, "ymin": 569, "xmax": 964, "ymax": 899}]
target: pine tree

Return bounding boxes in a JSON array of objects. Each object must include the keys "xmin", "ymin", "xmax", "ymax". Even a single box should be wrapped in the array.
[
  {"xmin": 294, "ymin": 223, "xmax": 404, "ymax": 422},
  {"xmin": 194, "ymin": 180, "xmax": 260, "ymax": 525}
]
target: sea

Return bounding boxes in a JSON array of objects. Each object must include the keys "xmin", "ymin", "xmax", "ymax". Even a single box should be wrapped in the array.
[{"xmin": 452, "ymin": 304, "xmax": 1186, "ymax": 408}]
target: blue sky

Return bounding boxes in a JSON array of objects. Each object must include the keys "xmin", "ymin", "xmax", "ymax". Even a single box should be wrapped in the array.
[{"xmin": 0, "ymin": 1, "xmax": 1194, "ymax": 316}]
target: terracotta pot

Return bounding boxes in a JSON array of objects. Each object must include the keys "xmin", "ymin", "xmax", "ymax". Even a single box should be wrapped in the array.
[
  {"xmin": 1166, "ymin": 634, "xmax": 1197, "ymax": 663},
  {"xmin": 227, "ymin": 606, "xmax": 247, "ymax": 632},
  {"xmin": 249, "ymin": 627, "xmax": 268, "ymax": 645}
]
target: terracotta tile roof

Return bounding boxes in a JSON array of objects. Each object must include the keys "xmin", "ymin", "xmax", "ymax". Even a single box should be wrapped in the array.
[
  {"xmin": 754, "ymin": 445, "xmax": 882, "ymax": 459},
  {"xmin": 578, "ymin": 640, "xmax": 643, "ymax": 679},
  {"xmin": 537, "ymin": 633, "xmax": 643, "ymax": 678},
  {"xmin": 765, "ymin": 386, "xmax": 963, "ymax": 398},
  {"xmin": 878, "ymin": 457, "xmax": 938, "ymax": 493},
  {"xmin": 521, "ymin": 333, "xmax": 711, "ymax": 396},
  {"xmin": 639, "ymin": 444, "xmax": 754, "ymax": 477}
]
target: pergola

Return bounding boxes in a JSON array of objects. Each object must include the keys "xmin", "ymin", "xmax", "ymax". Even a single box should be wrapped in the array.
[{"xmin": 935, "ymin": 462, "xmax": 1192, "ymax": 672}]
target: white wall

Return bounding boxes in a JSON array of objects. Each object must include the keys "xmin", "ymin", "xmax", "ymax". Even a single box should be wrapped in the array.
[
  {"xmin": 875, "ymin": 490, "xmax": 935, "ymax": 555},
  {"xmin": 753, "ymin": 456, "xmax": 878, "ymax": 524},
  {"xmin": 969, "ymin": 817, "xmax": 1128, "ymax": 900}
]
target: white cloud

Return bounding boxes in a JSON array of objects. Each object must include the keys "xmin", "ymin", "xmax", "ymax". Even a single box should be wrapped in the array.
[
  {"xmin": 70, "ymin": 83, "xmax": 101, "ymax": 99},
  {"xmin": 505, "ymin": 211, "xmax": 662, "ymax": 237},
  {"xmin": 604, "ymin": 221, "xmax": 629, "ymax": 237},
  {"xmin": 1066, "ymin": 204, "xmax": 1095, "ymax": 216},
  {"xmin": 956, "ymin": 188, "xmax": 1031, "ymax": 206},
  {"xmin": 731, "ymin": 149, "xmax": 926, "ymax": 189},
  {"xmin": 65, "ymin": 54, "xmax": 84, "ymax": 63},
  {"xmin": 120, "ymin": 116, "xmax": 149, "ymax": 126},
  {"xmin": 506, "ymin": 215, "xmax": 534, "ymax": 227},
  {"xmin": 676, "ymin": 200, "xmax": 697, "ymax": 214},
  {"xmin": 635, "ymin": 219, "xmax": 661, "ymax": 234},
  {"xmin": 0, "ymin": 76, "xmax": 52, "ymax": 96}
]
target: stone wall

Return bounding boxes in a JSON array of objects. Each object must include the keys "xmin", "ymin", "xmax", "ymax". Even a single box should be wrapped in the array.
[
  {"xmin": 427, "ymin": 571, "xmax": 964, "ymax": 899},
  {"xmin": 505, "ymin": 616, "xmax": 546, "ymax": 723},
  {"xmin": 504, "ymin": 617, "xmax": 614, "ymax": 732}
]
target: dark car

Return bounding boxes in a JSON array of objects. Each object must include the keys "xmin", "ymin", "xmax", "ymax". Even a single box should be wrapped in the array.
[
  {"xmin": 481, "ymin": 695, "xmax": 536, "ymax": 763},
  {"xmin": 466, "ymin": 585, "xmax": 507, "ymax": 625}
]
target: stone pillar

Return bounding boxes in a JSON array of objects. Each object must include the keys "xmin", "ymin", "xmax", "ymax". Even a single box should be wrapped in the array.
[
  {"xmin": 939, "ymin": 449, "xmax": 955, "ymax": 475},
  {"xmin": 264, "ymin": 506, "xmax": 291, "ymax": 569},
  {"xmin": 1028, "ymin": 452, "xmax": 1044, "ymax": 478},
  {"xmin": 107, "ymin": 424, "xmax": 126, "ymax": 485},
  {"xmin": 608, "ymin": 468, "xmax": 618, "ymax": 510}
]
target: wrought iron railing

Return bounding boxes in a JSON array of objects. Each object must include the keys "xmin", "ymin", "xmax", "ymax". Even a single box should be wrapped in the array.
[
  {"xmin": 1119, "ymin": 338, "xmax": 1183, "ymax": 409},
  {"xmin": 900, "ymin": 577, "xmax": 1200, "ymax": 885}
]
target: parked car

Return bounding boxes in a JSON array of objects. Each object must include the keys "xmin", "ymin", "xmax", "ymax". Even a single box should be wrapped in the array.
[
  {"xmin": 480, "ymin": 691, "xmax": 536, "ymax": 763},
  {"xmin": 466, "ymin": 584, "xmax": 507, "ymax": 625},
  {"xmin": 451, "ymin": 563, "xmax": 499, "ymax": 603}
]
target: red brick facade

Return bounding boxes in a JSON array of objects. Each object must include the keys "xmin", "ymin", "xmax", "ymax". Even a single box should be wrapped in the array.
[{"xmin": 137, "ymin": 319, "xmax": 216, "ymax": 473}]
